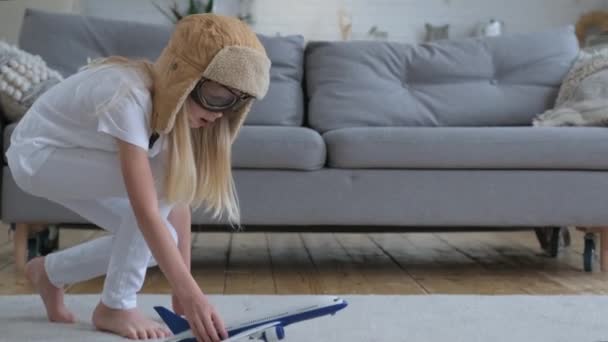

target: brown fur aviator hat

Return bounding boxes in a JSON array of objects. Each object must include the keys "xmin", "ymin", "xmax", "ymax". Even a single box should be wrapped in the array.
[{"xmin": 151, "ymin": 14, "xmax": 271, "ymax": 134}]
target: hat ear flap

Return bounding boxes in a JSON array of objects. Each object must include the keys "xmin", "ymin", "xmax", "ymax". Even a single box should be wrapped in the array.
[{"xmin": 152, "ymin": 53, "xmax": 203, "ymax": 134}]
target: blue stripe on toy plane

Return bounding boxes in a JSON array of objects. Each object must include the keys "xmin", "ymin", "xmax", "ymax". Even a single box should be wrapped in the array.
[{"xmin": 153, "ymin": 306, "xmax": 191, "ymax": 335}]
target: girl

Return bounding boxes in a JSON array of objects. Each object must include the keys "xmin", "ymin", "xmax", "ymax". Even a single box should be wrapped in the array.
[{"xmin": 6, "ymin": 14, "xmax": 270, "ymax": 342}]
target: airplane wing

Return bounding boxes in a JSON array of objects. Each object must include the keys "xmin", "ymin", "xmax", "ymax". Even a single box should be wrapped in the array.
[
  {"xmin": 155, "ymin": 306, "xmax": 283, "ymax": 342},
  {"xmin": 156, "ymin": 296, "xmax": 347, "ymax": 341},
  {"xmin": 222, "ymin": 322, "xmax": 282, "ymax": 342},
  {"xmin": 163, "ymin": 321, "xmax": 282, "ymax": 342}
]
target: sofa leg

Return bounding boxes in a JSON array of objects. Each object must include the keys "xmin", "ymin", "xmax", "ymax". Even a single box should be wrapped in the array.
[
  {"xmin": 13, "ymin": 223, "xmax": 29, "ymax": 273},
  {"xmin": 576, "ymin": 227, "xmax": 608, "ymax": 272}
]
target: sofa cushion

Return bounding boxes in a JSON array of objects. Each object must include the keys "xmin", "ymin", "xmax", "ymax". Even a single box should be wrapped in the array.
[
  {"xmin": 4, "ymin": 123, "xmax": 325, "ymax": 170},
  {"xmin": 19, "ymin": 9, "xmax": 170, "ymax": 77},
  {"xmin": 232, "ymin": 126, "xmax": 325, "ymax": 170},
  {"xmin": 18, "ymin": 8, "xmax": 305, "ymax": 126},
  {"xmin": 306, "ymin": 27, "xmax": 579, "ymax": 133},
  {"xmin": 323, "ymin": 127, "xmax": 608, "ymax": 170},
  {"xmin": 251, "ymin": 35, "xmax": 305, "ymax": 126}
]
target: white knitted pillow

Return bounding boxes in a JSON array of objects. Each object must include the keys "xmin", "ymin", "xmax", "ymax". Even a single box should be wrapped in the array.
[{"xmin": 0, "ymin": 41, "xmax": 63, "ymax": 122}]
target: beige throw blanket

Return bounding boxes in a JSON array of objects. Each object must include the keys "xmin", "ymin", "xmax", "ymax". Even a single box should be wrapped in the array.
[{"xmin": 533, "ymin": 48, "xmax": 608, "ymax": 127}]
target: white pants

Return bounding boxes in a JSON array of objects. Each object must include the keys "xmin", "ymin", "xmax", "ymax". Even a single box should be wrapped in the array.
[{"xmin": 8, "ymin": 147, "xmax": 177, "ymax": 310}]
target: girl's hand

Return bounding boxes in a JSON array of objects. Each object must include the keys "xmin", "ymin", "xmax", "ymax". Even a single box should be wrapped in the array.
[{"xmin": 178, "ymin": 286, "xmax": 228, "ymax": 342}]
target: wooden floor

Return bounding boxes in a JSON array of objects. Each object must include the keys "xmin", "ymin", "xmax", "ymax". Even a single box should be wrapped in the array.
[{"xmin": 1, "ymin": 224, "xmax": 608, "ymax": 295}]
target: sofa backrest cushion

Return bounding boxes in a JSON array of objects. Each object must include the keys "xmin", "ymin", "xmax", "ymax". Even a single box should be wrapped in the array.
[
  {"xmin": 18, "ymin": 8, "xmax": 304, "ymax": 126},
  {"xmin": 305, "ymin": 26, "xmax": 579, "ymax": 132}
]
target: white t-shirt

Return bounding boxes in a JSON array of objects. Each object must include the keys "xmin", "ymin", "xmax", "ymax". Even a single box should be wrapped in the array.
[{"xmin": 6, "ymin": 63, "xmax": 164, "ymax": 176}]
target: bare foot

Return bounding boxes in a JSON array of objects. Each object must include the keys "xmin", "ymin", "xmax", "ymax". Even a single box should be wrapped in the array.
[
  {"xmin": 25, "ymin": 257, "xmax": 76, "ymax": 323},
  {"xmin": 92, "ymin": 301, "xmax": 172, "ymax": 340}
]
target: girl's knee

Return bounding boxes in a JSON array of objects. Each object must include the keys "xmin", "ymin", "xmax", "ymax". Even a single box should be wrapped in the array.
[{"xmin": 11, "ymin": 168, "xmax": 46, "ymax": 199}]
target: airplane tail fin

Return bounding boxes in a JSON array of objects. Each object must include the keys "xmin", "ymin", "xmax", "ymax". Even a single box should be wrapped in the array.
[{"xmin": 154, "ymin": 306, "xmax": 191, "ymax": 335}]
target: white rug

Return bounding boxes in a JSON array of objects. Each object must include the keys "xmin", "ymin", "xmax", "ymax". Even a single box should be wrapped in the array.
[{"xmin": 1, "ymin": 295, "xmax": 608, "ymax": 342}]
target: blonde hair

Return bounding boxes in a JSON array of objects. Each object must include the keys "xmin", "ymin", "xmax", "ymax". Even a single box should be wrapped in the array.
[
  {"xmin": 83, "ymin": 57, "xmax": 243, "ymax": 228},
  {"xmin": 167, "ymin": 102, "xmax": 242, "ymax": 228}
]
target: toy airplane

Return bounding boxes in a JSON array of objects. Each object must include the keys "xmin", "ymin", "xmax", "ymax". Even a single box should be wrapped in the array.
[{"xmin": 155, "ymin": 296, "xmax": 348, "ymax": 342}]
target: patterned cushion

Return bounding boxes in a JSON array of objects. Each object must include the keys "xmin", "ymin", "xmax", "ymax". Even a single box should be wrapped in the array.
[
  {"xmin": 0, "ymin": 41, "xmax": 63, "ymax": 122},
  {"xmin": 555, "ymin": 47, "xmax": 608, "ymax": 107}
]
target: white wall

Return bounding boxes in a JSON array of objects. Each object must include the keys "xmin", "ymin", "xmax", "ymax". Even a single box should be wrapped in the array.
[
  {"xmin": 76, "ymin": 0, "xmax": 608, "ymax": 42},
  {"xmin": 1, "ymin": 0, "xmax": 608, "ymax": 44},
  {"xmin": 0, "ymin": 0, "xmax": 76, "ymax": 44}
]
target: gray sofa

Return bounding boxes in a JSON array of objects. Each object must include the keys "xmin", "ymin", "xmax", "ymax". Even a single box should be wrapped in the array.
[{"xmin": 3, "ymin": 9, "xmax": 608, "ymax": 236}]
